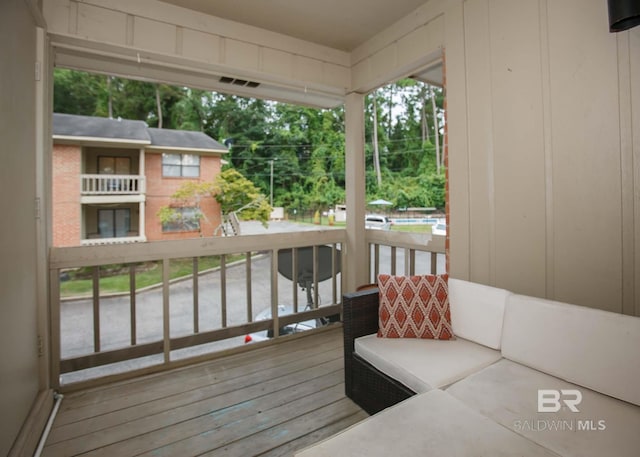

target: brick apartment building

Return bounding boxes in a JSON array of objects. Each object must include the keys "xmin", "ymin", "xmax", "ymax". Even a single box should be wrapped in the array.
[{"xmin": 52, "ymin": 113, "xmax": 227, "ymax": 247}]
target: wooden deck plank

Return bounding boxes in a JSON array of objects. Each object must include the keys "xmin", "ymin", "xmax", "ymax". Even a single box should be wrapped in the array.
[
  {"xmin": 134, "ymin": 384, "xmax": 350, "ymax": 457},
  {"xmin": 201, "ymin": 398, "xmax": 363, "ymax": 457},
  {"xmin": 81, "ymin": 370, "xmax": 346, "ymax": 457},
  {"xmin": 255, "ymin": 410, "xmax": 369, "ymax": 457},
  {"xmin": 53, "ymin": 332, "xmax": 342, "ymax": 427},
  {"xmin": 44, "ymin": 361, "xmax": 343, "ymax": 456},
  {"xmin": 58, "ymin": 328, "xmax": 341, "ymax": 413},
  {"xmin": 49, "ymin": 347, "xmax": 342, "ymax": 443},
  {"xmin": 42, "ymin": 327, "xmax": 366, "ymax": 457}
]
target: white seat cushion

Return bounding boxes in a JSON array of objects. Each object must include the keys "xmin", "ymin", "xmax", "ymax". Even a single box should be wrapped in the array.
[
  {"xmin": 448, "ymin": 278, "xmax": 511, "ymax": 349},
  {"xmin": 447, "ymin": 359, "xmax": 640, "ymax": 457},
  {"xmin": 355, "ymin": 334, "xmax": 501, "ymax": 393},
  {"xmin": 502, "ymin": 294, "xmax": 640, "ymax": 406},
  {"xmin": 295, "ymin": 389, "xmax": 559, "ymax": 457}
]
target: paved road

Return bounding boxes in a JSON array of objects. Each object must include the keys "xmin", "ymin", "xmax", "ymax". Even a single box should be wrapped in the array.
[{"xmin": 60, "ymin": 221, "xmax": 445, "ymax": 382}]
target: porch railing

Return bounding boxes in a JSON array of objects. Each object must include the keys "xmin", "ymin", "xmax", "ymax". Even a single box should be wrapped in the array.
[
  {"xmin": 49, "ymin": 228, "xmax": 446, "ymax": 390},
  {"xmin": 81, "ymin": 174, "xmax": 145, "ymax": 194},
  {"xmin": 366, "ymin": 230, "xmax": 446, "ymax": 281},
  {"xmin": 81, "ymin": 235, "xmax": 146, "ymax": 246},
  {"xmin": 49, "ymin": 230, "xmax": 345, "ymax": 389}
]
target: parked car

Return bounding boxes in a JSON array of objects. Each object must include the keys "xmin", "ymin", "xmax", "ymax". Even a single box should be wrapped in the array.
[
  {"xmin": 432, "ymin": 221, "xmax": 447, "ymax": 236},
  {"xmin": 365, "ymin": 214, "xmax": 392, "ymax": 230},
  {"xmin": 244, "ymin": 304, "xmax": 319, "ymax": 343}
]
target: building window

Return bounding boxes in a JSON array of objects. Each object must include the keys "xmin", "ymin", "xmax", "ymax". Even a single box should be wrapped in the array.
[
  {"xmin": 98, "ymin": 209, "xmax": 130, "ymax": 238},
  {"xmin": 162, "ymin": 153, "xmax": 200, "ymax": 177},
  {"xmin": 162, "ymin": 207, "xmax": 201, "ymax": 232},
  {"xmin": 98, "ymin": 156, "xmax": 131, "ymax": 174}
]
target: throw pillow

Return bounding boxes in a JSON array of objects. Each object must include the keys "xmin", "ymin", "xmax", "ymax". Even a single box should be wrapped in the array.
[{"xmin": 377, "ymin": 274, "xmax": 454, "ymax": 339}]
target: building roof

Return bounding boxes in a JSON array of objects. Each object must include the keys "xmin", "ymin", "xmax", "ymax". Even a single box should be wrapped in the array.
[
  {"xmin": 147, "ymin": 128, "xmax": 227, "ymax": 152},
  {"xmin": 53, "ymin": 113, "xmax": 150, "ymax": 142},
  {"xmin": 52, "ymin": 113, "xmax": 227, "ymax": 153}
]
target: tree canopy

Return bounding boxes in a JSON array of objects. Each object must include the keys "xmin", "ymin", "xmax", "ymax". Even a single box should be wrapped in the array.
[
  {"xmin": 157, "ymin": 168, "xmax": 271, "ymax": 235},
  {"xmin": 54, "ymin": 69, "xmax": 446, "ymax": 213}
]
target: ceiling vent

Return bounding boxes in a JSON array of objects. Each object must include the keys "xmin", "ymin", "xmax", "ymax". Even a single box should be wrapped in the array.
[{"xmin": 219, "ymin": 76, "xmax": 261, "ymax": 88}]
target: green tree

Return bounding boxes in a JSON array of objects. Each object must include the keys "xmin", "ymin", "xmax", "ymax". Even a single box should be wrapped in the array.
[
  {"xmin": 55, "ymin": 69, "xmax": 447, "ymax": 214},
  {"xmin": 157, "ymin": 168, "xmax": 271, "ymax": 234},
  {"xmin": 53, "ymin": 69, "xmax": 108, "ymax": 116},
  {"xmin": 54, "ymin": 69, "xmax": 193, "ymax": 129},
  {"xmin": 212, "ymin": 168, "xmax": 271, "ymax": 225}
]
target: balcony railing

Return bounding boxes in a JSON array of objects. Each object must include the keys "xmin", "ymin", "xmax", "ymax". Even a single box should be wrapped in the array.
[
  {"xmin": 81, "ymin": 174, "xmax": 145, "ymax": 194},
  {"xmin": 49, "ymin": 230, "xmax": 345, "ymax": 389},
  {"xmin": 366, "ymin": 230, "xmax": 447, "ymax": 280},
  {"xmin": 49, "ymin": 228, "xmax": 446, "ymax": 389},
  {"xmin": 81, "ymin": 234, "xmax": 146, "ymax": 246}
]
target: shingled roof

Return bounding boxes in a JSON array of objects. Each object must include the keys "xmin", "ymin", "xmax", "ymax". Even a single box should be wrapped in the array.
[
  {"xmin": 146, "ymin": 128, "xmax": 226, "ymax": 152},
  {"xmin": 52, "ymin": 113, "xmax": 227, "ymax": 153},
  {"xmin": 53, "ymin": 113, "xmax": 149, "ymax": 142}
]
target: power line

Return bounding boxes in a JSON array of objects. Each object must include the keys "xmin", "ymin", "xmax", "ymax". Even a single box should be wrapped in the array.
[{"xmin": 225, "ymin": 135, "xmax": 439, "ymax": 150}]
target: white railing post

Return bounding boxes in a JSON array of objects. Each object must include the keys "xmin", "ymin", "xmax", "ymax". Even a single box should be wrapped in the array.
[
  {"xmin": 80, "ymin": 174, "xmax": 144, "ymax": 195},
  {"xmin": 139, "ymin": 199, "xmax": 146, "ymax": 241}
]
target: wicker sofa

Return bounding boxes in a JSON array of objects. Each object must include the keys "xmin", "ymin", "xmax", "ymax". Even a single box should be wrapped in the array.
[{"xmin": 297, "ymin": 278, "xmax": 640, "ymax": 457}]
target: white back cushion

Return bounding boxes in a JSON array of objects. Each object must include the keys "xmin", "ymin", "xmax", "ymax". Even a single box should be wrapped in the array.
[
  {"xmin": 448, "ymin": 278, "xmax": 511, "ymax": 349},
  {"xmin": 502, "ymin": 294, "xmax": 640, "ymax": 406}
]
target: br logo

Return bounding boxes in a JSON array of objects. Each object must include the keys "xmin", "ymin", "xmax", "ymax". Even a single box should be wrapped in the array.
[{"xmin": 537, "ymin": 389, "xmax": 582, "ymax": 413}]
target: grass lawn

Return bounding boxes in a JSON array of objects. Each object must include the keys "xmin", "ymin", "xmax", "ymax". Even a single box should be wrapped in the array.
[
  {"xmin": 391, "ymin": 224, "xmax": 433, "ymax": 233},
  {"xmin": 60, "ymin": 254, "xmax": 245, "ymax": 298}
]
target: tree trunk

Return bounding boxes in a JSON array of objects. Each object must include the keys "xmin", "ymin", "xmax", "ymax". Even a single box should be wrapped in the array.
[
  {"xmin": 155, "ymin": 85, "xmax": 163, "ymax": 129},
  {"xmin": 387, "ymin": 85, "xmax": 393, "ymax": 138},
  {"xmin": 430, "ymin": 86, "xmax": 441, "ymax": 174},
  {"xmin": 421, "ymin": 89, "xmax": 429, "ymax": 144},
  {"xmin": 107, "ymin": 76, "xmax": 113, "ymax": 119},
  {"xmin": 372, "ymin": 95, "xmax": 382, "ymax": 186}
]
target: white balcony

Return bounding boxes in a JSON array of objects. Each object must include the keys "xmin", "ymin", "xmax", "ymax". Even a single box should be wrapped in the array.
[
  {"xmin": 81, "ymin": 174, "xmax": 145, "ymax": 195},
  {"xmin": 81, "ymin": 235, "xmax": 146, "ymax": 246}
]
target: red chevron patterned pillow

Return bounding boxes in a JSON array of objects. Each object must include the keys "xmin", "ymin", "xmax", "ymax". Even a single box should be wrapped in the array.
[{"xmin": 377, "ymin": 274, "xmax": 454, "ymax": 339}]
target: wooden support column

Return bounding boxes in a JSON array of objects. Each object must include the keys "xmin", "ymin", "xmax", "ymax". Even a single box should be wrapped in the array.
[{"xmin": 345, "ymin": 92, "xmax": 367, "ymax": 292}]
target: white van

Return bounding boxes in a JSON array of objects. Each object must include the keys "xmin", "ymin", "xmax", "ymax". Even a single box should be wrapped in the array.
[{"xmin": 365, "ymin": 215, "xmax": 392, "ymax": 230}]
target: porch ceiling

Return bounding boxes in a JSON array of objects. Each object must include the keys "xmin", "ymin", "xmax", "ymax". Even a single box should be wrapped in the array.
[{"xmin": 158, "ymin": 0, "xmax": 429, "ymax": 51}]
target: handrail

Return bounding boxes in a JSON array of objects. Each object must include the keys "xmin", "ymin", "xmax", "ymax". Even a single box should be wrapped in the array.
[
  {"xmin": 50, "ymin": 230, "xmax": 344, "ymax": 269},
  {"xmin": 49, "ymin": 228, "xmax": 446, "ymax": 390},
  {"xmin": 80, "ymin": 235, "xmax": 145, "ymax": 246},
  {"xmin": 49, "ymin": 229, "xmax": 346, "ymax": 389},
  {"xmin": 81, "ymin": 174, "xmax": 145, "ymax": 194},
  {"xmin": 365, "ymin": 230, "xmax": 446, "ymax": 281}
]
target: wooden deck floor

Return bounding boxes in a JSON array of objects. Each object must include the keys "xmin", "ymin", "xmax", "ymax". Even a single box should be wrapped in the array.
[{"xmin": 42, "ymin": 326, "xmax": 367, "ymax": 456}]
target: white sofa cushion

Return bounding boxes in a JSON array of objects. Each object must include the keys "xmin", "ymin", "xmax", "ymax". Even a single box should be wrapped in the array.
[
  {"xmin": 295, "ymin": 389, "xmax": 559, "ymax": 457},
  {"xmin": 355, "ymin": 334, "xmax": 501, "ymax": 393},
  {"xmin": 447, "ymin": 359, "xmax": 640, "ymax": 457},
  {"xmin": 502, "ymin": 294, "xmax": 640, "ymax": 406},
  {"xmin": 448, "ymin": 278, "xmax": 511, "ymax": 349}
]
